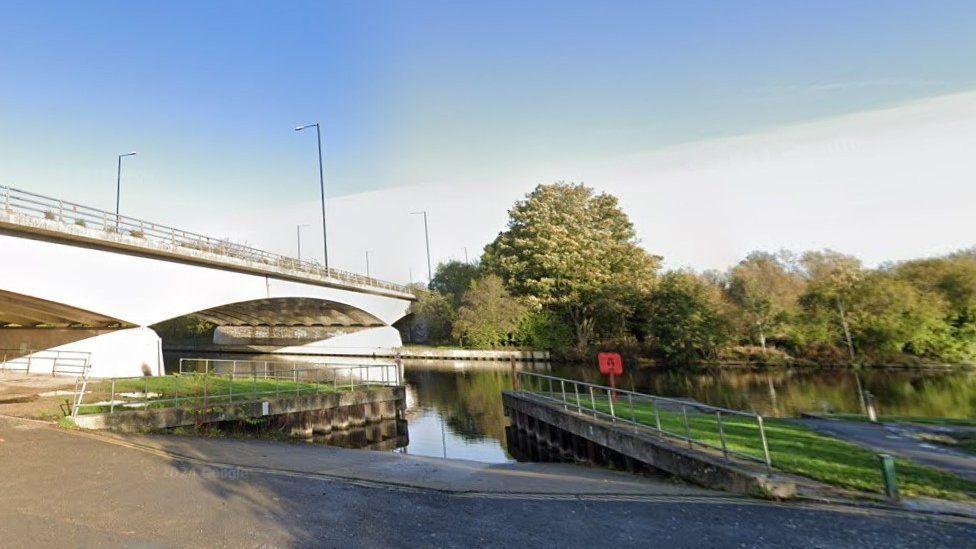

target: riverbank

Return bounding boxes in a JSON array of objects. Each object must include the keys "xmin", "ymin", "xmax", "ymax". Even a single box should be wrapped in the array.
[{"xmin": 162, "ymin": 343, "xmax": 549, "ymax": 362}]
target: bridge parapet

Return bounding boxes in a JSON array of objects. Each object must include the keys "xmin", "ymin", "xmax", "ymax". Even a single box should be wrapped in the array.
[{"xmin": 0, "ymin": 185, "xmax": 415, "ymax": 300}]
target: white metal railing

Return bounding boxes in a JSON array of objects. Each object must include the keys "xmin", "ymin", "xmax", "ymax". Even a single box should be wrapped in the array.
[
  {"xmin": 71, "ymin": 359, "xmax": 402, "ymax": 417},
  {"xmin": 0, "ymin": 348, "xmax": 91, "ymax": 377},
  {"xmin": 515, "ymin": 371, "xmax": 772, "ymax": 469},
  {"xmin": 0, "ymin": 184, "xmax": 412, "ymax": 296}
]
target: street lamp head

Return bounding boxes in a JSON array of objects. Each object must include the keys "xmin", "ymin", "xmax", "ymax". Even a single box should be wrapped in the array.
[
  {"xmin": 294, "ymin": 123, "xmax": 317, "ymax": 132},
  {"xmin": 120, "ymin": 151, "xmax": 137, "ymax": 157}
]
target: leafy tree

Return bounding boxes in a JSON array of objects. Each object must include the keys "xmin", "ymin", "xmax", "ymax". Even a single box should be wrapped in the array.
[
  {"xmin": 430, "ymin": 260, "xmax": 481, "ymax": 306},
  {"xmin": 515, "ymin": 309, "xmax": 575, "ymax": 352},
  {"xmin": 452, "ymin": 275, "xmax": 527, "ymax": 348},
  {"xmin": 645, "ymin": 271, "xmax": 729, "ymax": 366},
  {"xmin": 411, "ymin": 291, "xmax": 456, "ymax": 345},
  {"xmin": 482, "ymin": 183, "xmax": 660, "ymax": 356},
  {"xmin": 841, "ymin": 272, "xmax": 949, "ymax": 358},
  {"xmin": 798, "ymin": 250, "xmax": 863, "ymax": 362},
  {"xmin": 725, "ymin": 251, "xmax": 805, "ymax": 352},
  {"xmin": 891, "ymin": 251, "xmax": 976, "ymax": 361}
]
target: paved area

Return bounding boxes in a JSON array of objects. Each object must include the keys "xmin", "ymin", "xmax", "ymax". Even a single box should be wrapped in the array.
[
  {"xmin": 800, "ymin": 419, "xmax": 976, "ymax": 481},
  {"xmin": 2, "ymin": 416, "xmax": 975, "ymax": 548},
  {"xmin": 99, "ymin": 430, "xmax": 718, "ymax": 496}
]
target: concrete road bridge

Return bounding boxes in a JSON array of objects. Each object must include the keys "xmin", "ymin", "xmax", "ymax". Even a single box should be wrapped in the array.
[{"xmin": 0, "ymin": 185, "xmax": 415, "ymax": 377}]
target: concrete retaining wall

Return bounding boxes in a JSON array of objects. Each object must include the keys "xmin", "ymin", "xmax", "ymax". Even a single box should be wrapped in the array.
[
  {"xmin": 503, "ymin": 392, "xmax": 795, "ymax": 498},
  {"xmin": 74, "ymin": 386, "xmax": 405, "ymax": 434}
]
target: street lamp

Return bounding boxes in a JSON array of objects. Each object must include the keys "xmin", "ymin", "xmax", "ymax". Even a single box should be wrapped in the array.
[
  {"xmin": 365, "ymin": 250, "xmax": 371, "ymax": 278},
  {"xmin": 115, "ymin": 151, "xmax": 137, "ymax": 227},
  {"xmin": 294, "ymin": 123, "xmax": 328, "ymax": 269},
  {"xmin": 296, "ymin": 224, "xmax": 310, "ymax": 261},
  {"xmin": 411, "ymin": 211, "xmax": 432, "ymax": 283}
]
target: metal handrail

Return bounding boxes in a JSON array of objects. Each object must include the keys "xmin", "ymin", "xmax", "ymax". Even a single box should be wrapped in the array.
[
  {"xmin": 0, "ymin": 348, "xmax": 91, "ymax": 377},
  {"xmin": 71, "ymin": 362, "xmax": 401, "ymax": 417},
  {"xmin": 0, "ymin": 184, "xmax": 412, "ymax": 296},
  {"xmin": 177, "ymin": 357, "xmax": 402, "ymax": 380},
  {"xmin": 515, "ymin": 371, "xmax": 772, "ymax": 469}
]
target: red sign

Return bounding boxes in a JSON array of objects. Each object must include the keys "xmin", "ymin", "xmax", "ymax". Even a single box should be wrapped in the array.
[{"xmin": 598, "ymin": 352, "xmax": 623, "ymax": 376}]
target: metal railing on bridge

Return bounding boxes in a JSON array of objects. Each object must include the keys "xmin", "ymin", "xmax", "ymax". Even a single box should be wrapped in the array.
[
  {"xmin": 0, "ymin": 185, "xmax": 412, "ymax": 296},
  {"xmin": 71, "ymin": 358, "xmax": 401, "ymax": 417},
  {"xmin": 514, "ymin": 371, "xmax": 772, "ymax": 470},
  {"xmin": 0, "ymin": 349, "xmax": 91, "ymax": 377}
]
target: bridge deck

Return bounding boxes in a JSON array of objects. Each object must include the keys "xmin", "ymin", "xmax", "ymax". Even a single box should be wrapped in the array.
[{"xmin": 0, "ymin": 185, "xmax": 415, "ymax": 301}]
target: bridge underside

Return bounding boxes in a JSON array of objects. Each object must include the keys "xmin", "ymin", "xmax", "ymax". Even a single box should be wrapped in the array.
[
  {"xmin": 191, "ymin": 297, "xmax": 385, "ymax": 328},
  {"xmin": 0, "ymin": 290, "xmax": 403, "ymax": 378},
  {"xmin": 183, "ymin": 297, "xmax": 395, "ymax": 349},
  {"xmin": 0, "ymin": 289, "xmax": 130, "ymax": 329}
]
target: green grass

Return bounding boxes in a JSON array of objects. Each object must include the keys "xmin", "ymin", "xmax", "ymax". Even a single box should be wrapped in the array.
[
  {"xmin": 74, "ymin": 373, "xmax": 366, "ymax": 415},
  {"xmin": 561, "ymin": 393, "xmax": 976, "ymax": 501}
]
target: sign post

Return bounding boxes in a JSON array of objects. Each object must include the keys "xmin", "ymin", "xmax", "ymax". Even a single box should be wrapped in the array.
[{"xmin": 597, "ymin": 352, "xmax": 623, "ymax": 402}]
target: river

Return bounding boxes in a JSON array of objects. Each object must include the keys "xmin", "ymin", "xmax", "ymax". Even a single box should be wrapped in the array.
[{"xmin": 163, "ymin": 352, "xmax": 976, "ymax": 464}]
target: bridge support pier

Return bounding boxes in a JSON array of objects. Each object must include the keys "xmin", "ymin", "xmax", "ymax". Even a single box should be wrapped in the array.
[{"xmin": 0, "ymin": 326, "xmax": 163, "ymax": 378}]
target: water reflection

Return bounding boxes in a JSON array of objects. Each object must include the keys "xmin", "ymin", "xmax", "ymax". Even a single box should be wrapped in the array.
[
  {"xmin": 402, "ymin": 360, "xmax": 524, "ymax": 463},
  {"xmin": 162, "ymin": 352, "xmax": 976, "ymax": 465}
]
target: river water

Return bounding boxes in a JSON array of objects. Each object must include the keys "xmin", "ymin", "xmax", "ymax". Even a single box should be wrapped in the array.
[{"xmin": 163, "ymin": 352, "xmax": 976, "ymax": 464}]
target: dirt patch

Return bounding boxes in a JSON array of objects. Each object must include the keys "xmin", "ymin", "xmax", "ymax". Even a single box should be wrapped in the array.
[{"xmin": 0, "ymin": 373, "xmax": 77, "ymax": 420}]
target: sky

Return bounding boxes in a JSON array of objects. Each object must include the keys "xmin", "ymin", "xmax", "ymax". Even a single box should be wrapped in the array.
[{"xmin": 2, "ymin": 1, "xmax": 976, "ymax": 282}]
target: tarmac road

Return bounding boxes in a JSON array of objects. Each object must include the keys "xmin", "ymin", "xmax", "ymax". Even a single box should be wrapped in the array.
[{"xmin": 1, "ymin": 416, "xmax": 973, "ymax": 548}]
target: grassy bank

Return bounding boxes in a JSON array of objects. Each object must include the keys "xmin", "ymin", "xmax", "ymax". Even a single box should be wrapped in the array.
[
  {"xmin": 75, "ymin": 374, "xmax": 365, "ymax": 415},
  {"xmin": 578, "ymin": 396, "xmax": 976, "ymax": 501}
]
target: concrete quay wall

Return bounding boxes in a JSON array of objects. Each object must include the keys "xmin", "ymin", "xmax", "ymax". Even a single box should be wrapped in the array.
[
  {"xmin": 74, "ymin": 386, "xmax": 405, "ymax": 435},
  {"xmin": 503, "ymin": 392, "xmax": 796, "ymax": 498}
]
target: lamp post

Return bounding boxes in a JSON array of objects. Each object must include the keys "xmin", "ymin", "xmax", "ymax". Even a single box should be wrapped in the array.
[
  {"xmin": 365, "ymin": 250, "xmax": 371, "ymax": 278},
  {"xmin": 115, "ymin": 151, "xmax": 137, "ymax": 228},
  {"xmin": 296, "ymin": 224, "xmax": 310, "ymax": 261},
  {"xmin": 411, "ymin": 211, "xmax": 432, "ymax": 283},
  {"xmin": 294, "ymin": 123, "xmax": 328, "ymax": 269}
]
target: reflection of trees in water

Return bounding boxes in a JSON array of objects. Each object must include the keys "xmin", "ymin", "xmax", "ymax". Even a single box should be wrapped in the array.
[
  {"xmin": 550, "ymin": 363, "xmax": 976, "ymax": 419},
  {"xmin": 405, "ymin": 369, "xmax": 512, "ymax": 443},
  {"xmin": 407, "ymin": 362, "xmax": 975, "ymax": 447}
]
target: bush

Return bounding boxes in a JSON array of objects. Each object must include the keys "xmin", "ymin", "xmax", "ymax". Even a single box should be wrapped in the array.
[
  {"xmin": 516, "ymin": 310, "xmax": 574, "ymax": 352},
  {"xmin": 452, "ymin": 275, "xmax": 526, "ymax": 349},
  {"xmin": 645, "ymin": 271, "xmax": 729, "ymax": 367}
]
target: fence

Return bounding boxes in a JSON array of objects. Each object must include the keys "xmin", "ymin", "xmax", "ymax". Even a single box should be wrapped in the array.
[
  {"xmin": 71, "ymin": 360, "xmax": 401, "ymax": 417},
  {"xmin": 515, "ymin": 371, "xmax": 772, "ymax": 470},
  {"xmin": 0, "ymin": 184, "xmax": 410, "ymax": 295},
  {"xmin": 0, "ymin": 349, "xmax": 90, "ymax": 377}
]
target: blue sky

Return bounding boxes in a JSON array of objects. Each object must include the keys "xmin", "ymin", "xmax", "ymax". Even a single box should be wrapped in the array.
[{"xmin": 2, "ymin": 2, "xmax": 976, "ymax": 278}]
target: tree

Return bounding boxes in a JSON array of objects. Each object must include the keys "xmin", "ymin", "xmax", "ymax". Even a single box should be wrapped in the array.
[
  {"xmin": 482, "ymin": 183, "xmax": 660, "ymax": 356},
  {"xmin": 645, "ymin": 271, "xmax": 729, "ymax": 366},
  {"xmin": 515, "ymin": 309, "xmax": 575, "ymax": 352},
  {"xmin": 841, "ymin": 273, "xmax": 949, "ymax": 358},
  {"xmin": 430, "ymin": 260, "xmax": 481, "ymax": 306},
  {"xmin": 411, "ymin": 291, "xmax": 456, "ymax": 345},
  {"xmin": 799, "ymin": 250, "xmax": 863, "ymax": 362},
  {"xmin": 452, "ymin": 275, "xmax": 527, "ymax": 348},
  {"xmin": 891, "ymin": 251, "xmax": 976, "ymax": 361},
  {"xmin": 725, "ymin": 251, "xmax": 804, "ymax": 352}
]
